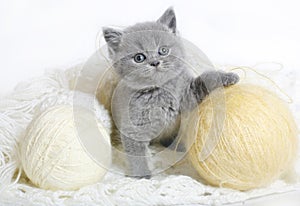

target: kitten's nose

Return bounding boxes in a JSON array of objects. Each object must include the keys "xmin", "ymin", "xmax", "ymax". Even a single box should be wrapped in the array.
[{"xmin": 150, "ymin": 61, "xmax": 160, "ymax": 67}]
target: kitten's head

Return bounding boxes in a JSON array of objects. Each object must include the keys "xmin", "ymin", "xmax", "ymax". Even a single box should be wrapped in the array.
[{"xmin": 103, "ymin": 7, "xmax": 186, "ymax": 85}]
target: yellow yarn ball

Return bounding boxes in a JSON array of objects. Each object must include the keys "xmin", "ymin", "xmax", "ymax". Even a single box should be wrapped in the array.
[
  {"xmin": 20, "ymin": 105, "xmax": 111, "ymax": 191},
  {"xmin": 186, "ymin": 84, "xmax": 298, "ymax": 191}
]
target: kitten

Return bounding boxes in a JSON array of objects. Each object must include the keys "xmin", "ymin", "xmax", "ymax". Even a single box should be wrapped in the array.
[{"xmin": 103, "ymin": 7, "xmax": 239, "ymax": 178}]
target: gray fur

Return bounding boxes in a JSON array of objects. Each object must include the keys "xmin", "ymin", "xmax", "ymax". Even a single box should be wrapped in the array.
[
  {"xmin": 103, "ymin": 7, "xmax": 239, "ymax": 178},
  {"xmin": 157, "ymin": 7, "xmax": 177, "ymax": 33}
]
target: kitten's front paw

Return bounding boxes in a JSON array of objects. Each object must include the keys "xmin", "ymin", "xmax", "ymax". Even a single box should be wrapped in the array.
[
  {"xmin": 140, "ymin": 174, "xmax": 152, "ymax": 179},
  {"xmin": 127, "ymin": 172, "xmax": 152, "ymax": 179},
  {"xmin": 125, "ymin": 175, "xmax": 152, "ymax": 180},
  {"xmin": 220, "ymin": 72, "xmax": 239, "ymax": 87},
  {"xmin": 127, "ymin": 167, "xmax": 152, "ymax": 179}
]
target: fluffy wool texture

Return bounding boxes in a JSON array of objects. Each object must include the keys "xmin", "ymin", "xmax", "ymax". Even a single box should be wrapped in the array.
[
  {"xmin": 20, "ymin": 105, "xmax": 111, "ymax": 191},
  {"xmin": 0, "ymin": 58, "xmax": 300, "ymax": 205},
  {"xmin": 185, "ymin": 84, "xmax": 298, "ymax": 191}
]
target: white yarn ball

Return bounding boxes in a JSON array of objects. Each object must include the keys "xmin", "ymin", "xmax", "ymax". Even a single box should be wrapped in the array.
[
  {"xmin": 20, "ymin": 105, "xmax": 111, "ymax": 191},
  {"xmin": 39, "ymin": 90, "xmax": 112, "ymax": 132}
]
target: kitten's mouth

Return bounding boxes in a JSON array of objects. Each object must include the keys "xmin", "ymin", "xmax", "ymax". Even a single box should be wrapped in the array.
[
  {"xmin": 156, "ymin": 66, "xmax": 172, "ymax": 72},
  {"xmin": 145, "ymin": 67, "xmax": 164, "ymax": 74},
  {"xmin": 140, "ymin": 66, "xmax": 171, "ymax": 78},
  {"xmin": 156, "ymin": 67, "xmax": 167, "ymax": 72}
]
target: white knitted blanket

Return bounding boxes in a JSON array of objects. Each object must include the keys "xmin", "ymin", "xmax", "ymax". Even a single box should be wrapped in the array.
[{"xmin": 0, "ymin": 62, "xmax": 299, "ymax": 206}]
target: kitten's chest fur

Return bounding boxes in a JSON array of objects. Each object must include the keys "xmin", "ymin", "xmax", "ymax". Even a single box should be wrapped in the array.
[
  {"xmin": 112, "ymin": 69, "xmax": 192, "ymax": 143},
  {"xmin": 129, "ymin": 85, "xmax": 181, "ymax": 141}
]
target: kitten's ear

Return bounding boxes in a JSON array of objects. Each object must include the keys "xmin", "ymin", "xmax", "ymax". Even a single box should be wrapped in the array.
[
  {"xmin": 157, "ymin": 7, "xmax": 176, "ymax": 33},
  {"xmin": 103, "ymin": 27, "xmax": 123, "ymax": 50}
]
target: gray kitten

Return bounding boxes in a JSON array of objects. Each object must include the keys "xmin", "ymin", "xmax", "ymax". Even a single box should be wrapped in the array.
[{"xmin": 103, "ymin": 7, "xmax": 239, "ymax": 178}]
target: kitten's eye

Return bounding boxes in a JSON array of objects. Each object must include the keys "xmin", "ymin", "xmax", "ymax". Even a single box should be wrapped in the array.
[
  {"xmin": 158, "ymin": 46, "xmax": 169, "ymax": 56},
  {"xmin": 133, "ymin": 53, "xmax": 146, "ymax": 63}
]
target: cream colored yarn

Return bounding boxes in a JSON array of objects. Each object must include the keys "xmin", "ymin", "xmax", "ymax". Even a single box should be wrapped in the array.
[
  {"xmin": 1, "ymin": 66, "xmax": 300, "ymax": 206},
  {"xmin": 186, "ymin": 84, "xmax": 298, "ymax": 191},
  {"xmin": 96, "ymin": 68, "xmax": 120, "ymax": 113},
  {"xmin": 20, "ymin": 105, "xmax": 111, "ymax": 191}
]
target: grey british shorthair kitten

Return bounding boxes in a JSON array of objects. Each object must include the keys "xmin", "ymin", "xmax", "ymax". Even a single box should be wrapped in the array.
[{"xmin": 103, "ymin": 7, "xmax": 239, "ymax": 178}]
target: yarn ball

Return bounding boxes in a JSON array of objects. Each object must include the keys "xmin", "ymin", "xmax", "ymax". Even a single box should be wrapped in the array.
[
  {"xmin": 39, "ymin": 90, "xmax": 112, "ymax": 132},
  {"xmin": 20, "ymin": 105, "xmax": 111, "ymax": 191},
  {"xmin": 186, "ymin": 84, "xmax": 298, "ymax": 191},
  {"xmin": 96, "ymin": 68, "xmax": 120, "ymax": 113}
]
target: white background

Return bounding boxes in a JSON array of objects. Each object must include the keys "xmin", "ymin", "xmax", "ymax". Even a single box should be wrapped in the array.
[{"xmin": 1, "ymin": 0, "xmax": 300, "ymax": 205}]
